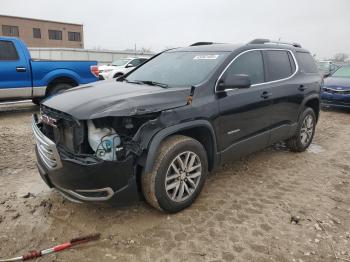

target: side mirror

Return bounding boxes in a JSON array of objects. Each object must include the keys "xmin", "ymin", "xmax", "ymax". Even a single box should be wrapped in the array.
[
  {"xmin": 217, "ymin": 74, "xmax": 251, "ymax": 92},
  {"xmin": 126, "ymin": 64, "xmax": 134, "ymax": 68}
]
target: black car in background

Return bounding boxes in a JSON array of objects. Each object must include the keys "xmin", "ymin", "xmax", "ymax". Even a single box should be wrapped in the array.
[{"xmin": 32, "ymin": 39, "xmax": 322, "ymax": 213}]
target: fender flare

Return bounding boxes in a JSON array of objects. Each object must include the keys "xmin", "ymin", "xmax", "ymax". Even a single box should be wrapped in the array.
[
  {"xmin": 41, "ymin": 69, "xmax": 80, "ymax": 88},
  {"xmin": 298, "ymin": 94, "xmax": 320, "ymax": 121},
  {"xmin": 143, "ymin": 120, "xmax": 218, "ymax": 173}
]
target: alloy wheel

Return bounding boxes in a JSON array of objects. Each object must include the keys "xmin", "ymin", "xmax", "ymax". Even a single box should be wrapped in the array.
[
  {"xmin": 300, "ymin": 114, "xmax": 314, "ymax": 146},
  {"xmin": 165, "ymin": 151, "xmax": 202, "ymax": 202}
]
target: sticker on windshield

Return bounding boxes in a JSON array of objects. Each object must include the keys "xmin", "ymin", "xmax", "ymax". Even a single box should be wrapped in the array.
[{"xmin": 193, "ymin": 55, "xmax": 220, "ymax": 60}]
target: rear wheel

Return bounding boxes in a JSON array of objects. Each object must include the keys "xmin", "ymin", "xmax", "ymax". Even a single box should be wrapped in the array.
[
  {"xmin": 48, "ymin": 83, "xmax": 74, "ymax": 96},
  {"xmin": 142, "ymin": 135, "xmax": 208, "ymax": 213},
  {"xmin": 287, "ymin": 107, "xmax": 316, "ymax": 152},
  {"xmin": 113, "ymin": 73, "xmax": 123, "ymax": 78}
]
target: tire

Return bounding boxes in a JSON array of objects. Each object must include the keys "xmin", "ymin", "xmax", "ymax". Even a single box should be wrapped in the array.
[
  {"xmin": 32, "ymin": 98, "xmax": 42, "ymax": 106},
  {"xmin": 113, "ymin": 73, "xmax": 123, "ymax": 78},
  {"xmin": 48, "ymin": 83, "xmax": 74, "ymax": 96},
  {"xmin": 287, "ymin": 107, "xmax": 316, "ymax": 152},
  {"xmin": 142, "ymin": 135, "xmax": 208, "ymax": 213}
]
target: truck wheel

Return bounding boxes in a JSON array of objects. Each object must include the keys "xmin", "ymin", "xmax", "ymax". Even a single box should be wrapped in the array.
[
  {"xmin": 49, "ymin": 83, "xmax": 74, "ymax": 96},
  {"xmin": 287, "ymin": 107, "xmax": 316, "ymax": 152},
  {"xmin": 32, "ymin": 98, "xmax": 42, "ymax": 106},
  {"xmin": 142, "ymin": 135, "xmax": 208, "ymax": 213}
]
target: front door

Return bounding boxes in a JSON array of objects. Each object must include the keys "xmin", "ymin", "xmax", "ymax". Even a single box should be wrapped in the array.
[
  {"xmin": 216, "ymin": 50, "xmax": 273, "ymax": 163},
  {"xmin": 0, "ymin": 40, "xmax": 32, "ymax": 100}
]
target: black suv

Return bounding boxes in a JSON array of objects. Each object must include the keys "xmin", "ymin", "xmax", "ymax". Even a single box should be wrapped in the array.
[{"xmin": 32, "ymin": 39, "xmax": 321, "ymax": 213}]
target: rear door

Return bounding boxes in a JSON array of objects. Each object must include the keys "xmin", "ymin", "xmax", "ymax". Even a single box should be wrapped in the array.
[
  {"xmin": 0, "ymin": 40, "xmax": 32, "ymax": 99},
  {"xmin": 216, "ymin": 50, "xmax": 273, "ymax": 162},
  {"xmin": 262, "ymin": 49, "xmax": 300, "ymax": 143}
]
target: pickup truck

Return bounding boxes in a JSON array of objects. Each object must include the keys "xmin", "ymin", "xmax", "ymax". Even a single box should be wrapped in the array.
[{"xmin": 0, "ymin": 37, "xmax": 99, "ymax": 104}]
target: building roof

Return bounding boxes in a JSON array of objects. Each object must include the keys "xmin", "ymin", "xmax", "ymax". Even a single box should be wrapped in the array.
[{"xmin": 0, "ymin": 14, "xmax": 83, "ymax": 26}]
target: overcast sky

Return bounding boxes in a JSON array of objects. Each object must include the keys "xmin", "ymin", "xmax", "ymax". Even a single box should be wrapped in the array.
[{"xmin": 2, "ymin": 0, "xmax": 349, "ymax": 59}]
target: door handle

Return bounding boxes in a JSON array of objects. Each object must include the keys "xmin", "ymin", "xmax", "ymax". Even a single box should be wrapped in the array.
[
  {"xmin": 16, "ymin": 67, "xmax": 27, "ymax": 72},
  {"xmin": 298, "ymin": 85, "xmax": 307, "ymax": 91},
  {"xmin": 261, "ymin": 91, "xmax": 272, "ymax": 99}
]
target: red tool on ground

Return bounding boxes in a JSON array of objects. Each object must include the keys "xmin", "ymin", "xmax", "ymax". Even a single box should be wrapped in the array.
[{"xmin": 0, "ymin": 233, "xmax": 100, "ymax": 261}]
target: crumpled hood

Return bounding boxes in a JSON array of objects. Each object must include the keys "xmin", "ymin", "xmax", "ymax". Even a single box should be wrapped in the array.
[
  {"xmin": 42, "ymin": 80, "xmax": 191, "ymax": 119},
  {"xmin": 324, "ymin": 77, "xmax": 350, "ymax": 90}
]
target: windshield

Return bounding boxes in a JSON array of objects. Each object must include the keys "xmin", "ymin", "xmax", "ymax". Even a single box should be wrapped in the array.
[
  {"xmin": 125, "ymin": 51, "xmax": 229, "ymax": 87},
  {"xmin": 332, "ymin": 66, "xmax": 350, "ymax": 78},
  {"xmin": 112, "ymin": 59, "xmax": 131, "ymax": 66}
]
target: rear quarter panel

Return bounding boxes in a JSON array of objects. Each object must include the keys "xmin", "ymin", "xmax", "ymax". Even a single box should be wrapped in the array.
[{"xmin": 30, "ymin": 60, "xmax": 98, "ymax": 87}]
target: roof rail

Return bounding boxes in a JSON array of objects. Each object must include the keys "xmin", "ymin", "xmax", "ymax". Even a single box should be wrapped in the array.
[
  {"xmin": 190, "ymin": 42, "xmax": 214, "ymax": 46},
  {"xmin": 249, "ymin": 39, "xmax": 302, "ymax": 48}
]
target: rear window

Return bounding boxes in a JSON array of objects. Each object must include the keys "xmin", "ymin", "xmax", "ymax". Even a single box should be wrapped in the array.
[
  {"xmin": 0, "ymin": 41, "xmax": 19, "ymax": 61},
  {"xmin": 296, "ymin": 52, "xmax": 318, "ymax": 74},
  {"xmin": 265, "ymin": 50, "xmax": 295, "ymax": 81}
]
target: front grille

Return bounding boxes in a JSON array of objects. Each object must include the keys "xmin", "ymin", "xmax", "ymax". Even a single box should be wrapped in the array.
[
  {"xmin": 323, "ymin": 87, "xmax": 350, "ymax": 95},
  {"xmin": 32, "ymin": 115, "xmax": 63, "ymax": 170},
  {"xmin": 39, "ymin": 105, "xmax": 85, "ymax": 154},
  {"xmin": 40, "ymin": 105, "xmax": 77, "ymax": 123}
]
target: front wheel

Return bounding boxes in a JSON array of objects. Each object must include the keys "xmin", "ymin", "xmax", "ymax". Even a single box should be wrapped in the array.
[
  {"xmin": 142, "ymin": 135, "xmax": 208, "ymax": 213},
  {"xmin": 287, "ymin": 107, "xmax": 316, "ymax": 152}
]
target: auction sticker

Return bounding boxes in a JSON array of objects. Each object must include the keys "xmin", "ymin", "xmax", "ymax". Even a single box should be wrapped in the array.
[{"xmin": 193, "ymin": 55, "xmax": 219, "ymax": 60}]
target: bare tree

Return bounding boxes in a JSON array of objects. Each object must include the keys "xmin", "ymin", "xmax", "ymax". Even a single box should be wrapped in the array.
[
  {"xmin": 139, "ymin": 47, "xmax": 153, "ymax": 54},
  {"xmin": 333, "ymin": 53, "xmax": 349, "ymax": 62}
]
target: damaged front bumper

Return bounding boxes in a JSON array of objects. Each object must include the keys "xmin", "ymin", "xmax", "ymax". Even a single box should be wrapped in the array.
[{"xmin": 32, "ymin": 115, "xmax": 139, "ymax": 205}]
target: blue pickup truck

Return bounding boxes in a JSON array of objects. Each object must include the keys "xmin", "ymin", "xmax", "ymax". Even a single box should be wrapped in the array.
[{"xmin": 0, "ymin": 37, "xmax": 98, "ymax": 104}]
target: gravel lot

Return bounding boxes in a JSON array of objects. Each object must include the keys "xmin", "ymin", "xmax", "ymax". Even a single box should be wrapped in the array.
[{"xmin": 0, "ymin": 102, "xmax": 349, "ymax": 262}]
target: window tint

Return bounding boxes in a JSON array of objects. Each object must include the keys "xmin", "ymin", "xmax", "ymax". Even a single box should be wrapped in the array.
[
  {"xmin": 2, "ymin": 25, "xmax": 19, "ymax": 37},
  {"xmin": 33, "ymin": 28, "xmax": 41, "ymax": 39},
  {"xmin": 296, "ymin": 52, "xmax": 318, "ymax": 74},
  {"xmin": 225, "ymin": 50, "xmax": 264, "ymax": 85},
  {"xmin": 0, "ymin": 41, "xmax": 19, "ymax": 60},
  {"xmin": 48, "ymin": 30, "xmax": 62, "ymax": 40},
  {"xmin": 68, "ymin": 32, "xmax": 81, "ymax": 41},
  {"xmin": 265, "ymin": 50, "xmax": 294, "ymax": 81}
]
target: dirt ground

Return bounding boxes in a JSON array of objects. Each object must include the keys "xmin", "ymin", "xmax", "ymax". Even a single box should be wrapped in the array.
[{"xmin": 0, "ymin": 102, "xmax": 349, "ymax": 262}]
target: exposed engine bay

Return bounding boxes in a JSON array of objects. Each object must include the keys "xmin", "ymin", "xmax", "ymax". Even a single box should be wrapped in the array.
[{"xmin": 39, "ymin": 105, "xmax": 161, "ymax": 162}]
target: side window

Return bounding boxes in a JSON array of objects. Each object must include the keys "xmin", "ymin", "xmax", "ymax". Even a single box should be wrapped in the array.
[
  {"xmin": 225, "ymin": 50, "xmax": 264, "ymax": 85},
  {"xmin": 0, "ymin": 41, "xmax": 19, "ymax": 61},
  {"xmin": 140, "ymin": 58, "xmax": 148, "ymax": 64},
  {"xmin": 296, "ymin": 52, "xmax": 318, "ymax": 74},
  {"xmin": 265, "ymin": 50, "xmax": 294, "ymax": 81},
  {"xmin": 129, "ymin": 59, "xmax": 141, "ymax": 67}
]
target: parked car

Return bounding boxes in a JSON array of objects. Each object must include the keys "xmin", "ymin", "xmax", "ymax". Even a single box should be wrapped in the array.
[
  {"xmin": 0, "ymin": 37, "xmax": 98, "ymax": 105},
  {"xmin": 32, "ymin": 39, "xmax": 321, "ymax": 213},
  {"xmin": 321, "ymin": 65, "xmax": 350, "ymax": 108},
  {"xmin": 317, "ymin": 61, "xmax": 339, "ymax": 77},
  {"xmin": 98, "ymin": 57, "xmax": 148, "ymax": 80}
]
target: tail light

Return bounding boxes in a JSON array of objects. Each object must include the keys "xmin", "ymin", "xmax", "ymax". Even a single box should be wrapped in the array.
[{"xmin": 90, "ymin": 65, "xmax": 99, "ymax": 78}]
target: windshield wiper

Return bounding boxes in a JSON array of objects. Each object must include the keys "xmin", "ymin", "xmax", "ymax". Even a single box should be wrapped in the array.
[
  {"xmin": 136, "ymin": 80, "xmax": 169, "ymax": 88},
  {"xmin": 123, "ymin": 79, "xmax": 143, "ymax": 85},
  {"xmin": 123, "ymin": 79, "xmax": 168, "ymax": 88}
]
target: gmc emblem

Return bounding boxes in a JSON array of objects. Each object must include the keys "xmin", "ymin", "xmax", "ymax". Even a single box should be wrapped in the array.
[{"xmin": 40, "ymin": 114, "xmax": 57, "ymax": 128}]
